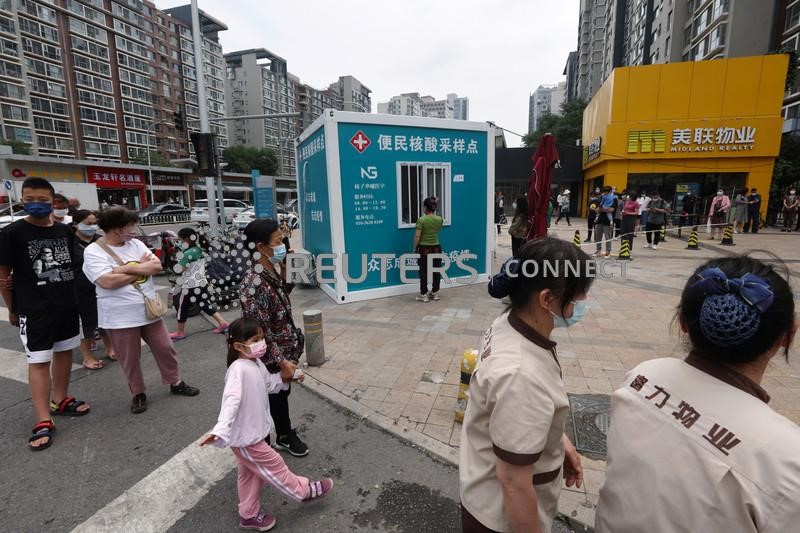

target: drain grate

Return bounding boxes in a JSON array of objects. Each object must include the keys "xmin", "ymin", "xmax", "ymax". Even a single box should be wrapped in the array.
[{"xmin": 568, "ymin": 393, "xmax": 611, "ymax": 458}]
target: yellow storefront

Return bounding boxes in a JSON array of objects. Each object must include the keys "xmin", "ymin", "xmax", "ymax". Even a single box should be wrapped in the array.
[{"xmin": 582, "ymin": 54, "xmax": 788, "ymax": 220}]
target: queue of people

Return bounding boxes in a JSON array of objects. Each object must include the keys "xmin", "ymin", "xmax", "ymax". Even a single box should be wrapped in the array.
[{"xmin": 467, "ymin": 238, "xmax": 800, "ymax": 532}]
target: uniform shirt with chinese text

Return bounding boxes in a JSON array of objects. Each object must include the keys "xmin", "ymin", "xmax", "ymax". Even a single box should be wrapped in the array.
[
  {"xmin": 459, "ymin": 311, "xmax": 568, "ymax": 533},
  {"xmin": 596, "ymin": 356, "xmax": 800, "ymax": 533}
]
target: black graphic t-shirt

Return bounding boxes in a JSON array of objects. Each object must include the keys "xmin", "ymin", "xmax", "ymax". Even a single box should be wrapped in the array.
[{"xmin": 0, "ymin": 219, "xmax": 77, "ymax": 314}]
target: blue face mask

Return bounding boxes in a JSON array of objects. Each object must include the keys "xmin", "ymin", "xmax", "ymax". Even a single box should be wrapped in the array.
[
  {"xmin": 269, "ymin": 244, "xmax": 287, "ymax": 264},
  {"xmin": 24, "ymin": 201, "xmax": 53, "ymax": 218},
  {"xmin": 551, "ymin": 300, "xmax": 587, "ymax": 328},
  {"xmin": 77, "ymin": 223, "xmax": 98, "ymax": 236}
]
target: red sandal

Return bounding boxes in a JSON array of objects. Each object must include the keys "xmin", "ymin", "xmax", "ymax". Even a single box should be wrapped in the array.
[
  {"xmin": 29, "ymin": 420, "xmax": 55, "ymax": 451},
  {"xmin": 50, "ymin": 396, "xmax": 91, "ymax": 417}
]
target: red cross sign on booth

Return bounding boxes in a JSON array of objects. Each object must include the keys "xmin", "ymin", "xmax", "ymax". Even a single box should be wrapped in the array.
[{"xmin": 350, "ymin": 131, "xmax": 371, "ymax": 153}]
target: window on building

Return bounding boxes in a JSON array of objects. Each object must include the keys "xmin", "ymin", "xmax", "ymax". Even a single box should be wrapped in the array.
[{"xmin": 398, "ymin": 162, "xmax": 451, "ymax": 227}]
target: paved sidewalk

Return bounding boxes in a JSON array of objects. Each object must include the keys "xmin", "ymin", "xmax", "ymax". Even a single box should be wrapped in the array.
[{"xmin": 282, "ymin": 220, "xmax": 800, "ymax": 528}]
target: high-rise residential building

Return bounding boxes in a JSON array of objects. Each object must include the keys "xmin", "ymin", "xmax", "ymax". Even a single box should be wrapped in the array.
[
  {"xmin": 378, "ymin": 92, "xmax": 468, "ymax": 119},
  {"xmin": 163, "ymin": 5, "xmax": 229, "ymax": 153},
  {"xmin": 420, "ymin": 94, "xmax": 453, "ymax": 118},
  {"xmin": 574, "ymin": 0, "xmax": 778, "ymax": 100},
  {"xmin": 449, "ymin": 93, "xmax": 469, "ymax": 120},
  {"xmin": 224, "ymin": 48, "xmax": 297, "ymax": 179},
  {"xmin": 0, "ymin": 0, "xmax": 228, "ymax": 163},
  {"xmin": 296, "ymin": 82, "xmax": 337, "ymax": 133},
  {"xmin": 577, "ymin": 0, "xmax": 607, "ymax": 100},
  {"xmin": 563, "ymin": 51, "xmax": 579, "ymax": 102},
  {"xmin": 778, "ymin": 0, "xmax": 800, "ymax": 133},
  {"xmin": 328, "ymin": 75, "xmax": 371, "ymax": 113},
  {"xmin": 528, "ymin": 83, "xmax": 567, "ymax": 133},
  {"xmin": 378, "ymin": 92, "xmax": 424, "ymax": 116}
]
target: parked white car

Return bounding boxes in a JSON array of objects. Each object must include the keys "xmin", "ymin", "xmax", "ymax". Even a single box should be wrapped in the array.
[
  {"xmin": 190, "ymin": 199, "xmax": 250, "ymax": 223},
  {"xmin": 233, "ymin": 208, "xmax": 299, "ymax": 230},
  {"xmin": 0, "ymin": 203, "xmax": 28, "ymax": 229}
]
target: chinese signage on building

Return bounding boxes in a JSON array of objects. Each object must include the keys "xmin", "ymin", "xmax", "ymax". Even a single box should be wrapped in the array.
[
  {"xmin": 87, "ymin": 166, "xmax": 146, "ymax": 189},
  {"xmin": 374, "ymin": 134, "xmax": 480, "ymax": 155},
  {"xmin": 583, "ymin": 137, "xmax": 602, "ymax": 163},
  {"xmin": 627, "ymin": 126, "xmax": 757, "ymax": 154}
]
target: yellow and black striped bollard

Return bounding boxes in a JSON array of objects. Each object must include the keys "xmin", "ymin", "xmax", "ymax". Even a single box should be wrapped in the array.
[
  {"xmin": 686, "ymin": 226, "xmax": 700, "ymax": 250},
  {"xmin": 573, "ymin": 230, "xmax": 581, "ymax": 248},
  {"xmin": 720, "ymin": 224, "xmax": 736, "ymax": 246},
  {"xmin": 454, "ymin": 349, "xmax": 478, "ymax": 423},
  {"xmin": 617, "ymin": 238, "xmax": 632, "ymax": 260}
]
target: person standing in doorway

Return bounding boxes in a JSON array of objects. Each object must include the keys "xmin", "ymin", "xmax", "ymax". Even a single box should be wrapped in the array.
[
  {"xmin": 782, "ymin": 187, "xmax": 798, "ymax": 232},
  {"xmin": 708, "ymin": 188, "xmax": 731, "ymax": 240},
  {"xmin": 587, "ymin": 187, "xmax": 601, "ymax": 242},
  {"xmin": 555, "ymin": 189, "xmax": 571, "ymax": 226},
  {"xmin": 594, "ymin": 186, "xmax": 616, "ymax": 258},
  {"xmin": 745, "ymin": 188, "xmax": 761, "ymax": 233},
  {"xmin": 494, "ymin": 192, "xmax": 504, "ymax": 235},
  {"xmin": 638, "ymin": 190, "xmax": 651, "ymax": 234},
  {"xmin": 0, "ymin": 177, "xmax": 90, "ymax": 450},
  {"xmin": 644, "ymin": 191, "xmax": 670, "ymax": 250},
  {"xmin": 733, "ymin": 188, "xmax": 748, "ymax": 234},
  {"xmin": 508, "ymin": 196, "xmax": 529, "ymax": 258},
  {"xmin": 414, "ymin": 197, "xmax": 444, "ymax": 303},
  {"xmin": 681, "ymin": 190, "xmax": 696, "ymax": 228}
]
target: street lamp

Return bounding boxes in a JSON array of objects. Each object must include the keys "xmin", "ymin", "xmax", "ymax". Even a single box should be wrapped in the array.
[
  {"xmin": 146, "ymin": 120, "xmax": 171, "ymax": 206},
  {"xmin": 344, "ymin": 101, "xmax": 369, "ymax": 113}
]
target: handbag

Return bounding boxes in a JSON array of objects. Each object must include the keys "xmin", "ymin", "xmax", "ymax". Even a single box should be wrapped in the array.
[{"xmin": 97, "ymin": 239, "xmax": 167, "ymax": 320}]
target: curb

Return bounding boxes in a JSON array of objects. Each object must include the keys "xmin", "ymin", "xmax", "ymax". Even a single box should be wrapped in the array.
[{"xmin": 299, "ymin": 373, "xmax": 460, "ymax": 466}]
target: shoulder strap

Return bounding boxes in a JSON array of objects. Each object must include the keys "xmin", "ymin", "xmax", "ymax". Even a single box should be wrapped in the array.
[{"xmin": 96, "ymin": 238, "xmax": 125, "ymax": 266}]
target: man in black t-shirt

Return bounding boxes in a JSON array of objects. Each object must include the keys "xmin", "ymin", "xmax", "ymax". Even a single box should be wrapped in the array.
[{"xmin": 0, "ymin": 177, "xmax": 89, "ymax": 451}]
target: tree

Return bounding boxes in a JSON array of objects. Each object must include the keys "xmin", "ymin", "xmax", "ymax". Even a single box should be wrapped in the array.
[
  {"xmin": 0, "ymin": 138, "xmax": 31, "ymax": 155},
  {"xmin": 129, "ymin": 151, "xmax": 173, "ymax": 167},
  {"xmin": 523, "ymin": 99, "xmax": 588, "ymax": 148},
  {"xmin": 223, "ymin": 145, "xmax": 279, "ymax": 175}
]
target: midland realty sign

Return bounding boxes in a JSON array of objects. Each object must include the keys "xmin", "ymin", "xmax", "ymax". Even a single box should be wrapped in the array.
[{"xmin": 627, "ymin": 126, "xmax": 758, "ymax": 155}]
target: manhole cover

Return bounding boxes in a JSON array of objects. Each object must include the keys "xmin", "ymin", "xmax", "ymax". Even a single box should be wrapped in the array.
[{"xmin": 568, "ymin": 393, "xmax": 611, "ymax": 458}]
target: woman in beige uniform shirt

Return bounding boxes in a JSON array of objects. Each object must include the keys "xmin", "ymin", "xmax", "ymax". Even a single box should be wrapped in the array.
[
  {"xmin": 597, "ymin": 255, "xmax": 800, "ymax": 532},
  {"xmin": 460, "ymin": 238, "xmax": 594, "ymax": 533}
]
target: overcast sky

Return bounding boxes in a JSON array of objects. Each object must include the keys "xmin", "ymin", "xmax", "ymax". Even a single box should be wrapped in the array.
[{"xmin": 157, "ymin": 0, "xmax": 578, "ymax": 147}]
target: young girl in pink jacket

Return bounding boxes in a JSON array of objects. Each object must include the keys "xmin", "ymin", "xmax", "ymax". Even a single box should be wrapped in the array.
[{"xmin": 200, "ymin": 318, "xmax": 333, "ymax": 531}]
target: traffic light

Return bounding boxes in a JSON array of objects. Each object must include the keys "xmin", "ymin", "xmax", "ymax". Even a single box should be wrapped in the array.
[
  {"xmin": 190, "ymin": 132, "xmax": 218, "ymax": 177},
  {"xmin": 174, "ymin": 107, "xmax": 185, "ymax": 133}
]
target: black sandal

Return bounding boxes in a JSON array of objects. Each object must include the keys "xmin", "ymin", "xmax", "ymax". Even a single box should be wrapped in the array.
[
  {"xmin": 29, "ymin": 420, "xmax": 55, "ymax": 451},
  {"xmin": 50, "ymin": 396, "xmax": 91, "ymax": 417},
  {"xmin": 130, "ymin": 393, "xmax": 147, "ymax": 414}
]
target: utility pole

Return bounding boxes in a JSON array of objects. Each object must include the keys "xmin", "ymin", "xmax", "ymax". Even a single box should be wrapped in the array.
[{"xmin": 190, "ymin": 0, "xmax": 218, "ymax": 234}]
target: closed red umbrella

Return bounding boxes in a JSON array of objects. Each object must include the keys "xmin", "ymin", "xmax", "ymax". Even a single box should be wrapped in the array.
[{"xmin": 525, "ymin": 134, "xmax": 560, "ymax": 241}]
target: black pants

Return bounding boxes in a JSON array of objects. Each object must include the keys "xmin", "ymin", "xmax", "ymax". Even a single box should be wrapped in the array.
[
  {"xmin": 556, "ymin": 209, "xmax": 570, "ymax": 224},
  {"xmin": 614, "ymin": 219, "xmax": 622, "ymax": 237},
  {"xmin": 621, "ymin": 216, "xmax": 637, "ymax": 249},
  {"xmin": 418, "ymin": 245, "xmax": 442, "ymax": 295},
  {"xmin": 269, "ymin": 385, "xmax": 292, "ymax": 435},
  {"xmin": 587, "ymin": 213, "xmax": 596, "ymax": 241},
  {"xmin": 511, "ymin": 237, "xmax": 524, "ymax": 258},
  {"xmin": 176, "ymin": 285, "xmax": 218, "ymax": 323},
  {"xmin": 646, "ymin": 222, "xmax": 663, "ymax": 245},
  {"xmin": 745, "ymin": 209, "xmax": 759, "ymax": 233}
]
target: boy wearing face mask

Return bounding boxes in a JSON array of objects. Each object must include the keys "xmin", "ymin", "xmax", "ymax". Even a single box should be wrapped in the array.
[
  {"xmin": 52, "ymin": 193, "xmax": 73, "ymax": 226},
  {"xmin": 0, "ymin": 178, "xmax": 90, "ymax": 450},
  {"xmin": 240, "ymin": 219, "xmax": 308, "ymax": 458},
  {"xmin": 782, "ymin": 187, "xmax": 799, "ymax": 232}
]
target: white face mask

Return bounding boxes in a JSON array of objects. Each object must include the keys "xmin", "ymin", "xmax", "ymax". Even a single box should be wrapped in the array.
[
  {"xmin": 717, "ymin": 191, "xmax": 724, "ymax": 196},
  {"xmin": 53, "ymin": 208, "xmax": 69, "ymax": 218},
  {"xmin": 792, "ymin": 191, "xmax": 797, "ymax": 195},
  {"xmin": 512, "ymin": 202, "xmax": 517, "ymax": 210}
]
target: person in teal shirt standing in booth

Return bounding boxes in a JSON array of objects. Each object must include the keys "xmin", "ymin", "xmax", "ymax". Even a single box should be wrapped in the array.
[{"xmin": 413, "ymin": 196, "xmax": 444, "ymax": 303}]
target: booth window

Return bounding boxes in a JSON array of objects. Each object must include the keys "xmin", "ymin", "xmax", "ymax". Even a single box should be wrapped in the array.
[{"xmin": 397, "ymin": 162, "xmax": 451, "ymax": 228}]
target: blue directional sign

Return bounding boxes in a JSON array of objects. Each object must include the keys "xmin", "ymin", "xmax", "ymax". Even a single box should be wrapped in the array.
[{"xmin": 251, "ymin": 169, "xmax": 275, "ymax": 220}]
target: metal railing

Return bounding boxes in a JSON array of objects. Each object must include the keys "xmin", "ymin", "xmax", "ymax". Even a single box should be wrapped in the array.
[{"xmin": 139, "ymin": 212, "xmax": 191, "ymax": 225}]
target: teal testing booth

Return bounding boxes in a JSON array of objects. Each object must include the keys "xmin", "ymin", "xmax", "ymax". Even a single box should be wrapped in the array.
[{"xmin": 296, "ymin": 110, "xmax": 494, "ymax": 304}]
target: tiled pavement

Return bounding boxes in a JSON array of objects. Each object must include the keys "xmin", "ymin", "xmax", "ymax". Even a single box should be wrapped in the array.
[{"xmin": 284, "ymin": 221, "xmax": 800, "ymax": 528}]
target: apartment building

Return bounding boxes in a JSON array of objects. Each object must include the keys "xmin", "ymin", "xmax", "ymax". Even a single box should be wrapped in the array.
[
  {"xmin": 528, "ymin": 82, "xmax": 567, "ymax": 134},
  {"xmin": 0, "ymin": 0, "xmax": 228, "ymax": 164},
  {"xmin": 328, "ymin": 75, "xmax": 371, "ymax": 113},
  {"xmin": 378, "ymin": 91, "xmax": 469, "ymax": 119},
  {"xmin": 224, "ymin": 48, "xmax": 297, "ymax": 179},
  {"xmin": 574, "ymin": 0, "xmax": 778, "ymax": 100}
]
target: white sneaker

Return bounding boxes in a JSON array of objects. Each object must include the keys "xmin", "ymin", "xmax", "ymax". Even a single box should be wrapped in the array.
[
  {"xmin": 652, "ymin": 245, "xmax": 658, "ymax": 250},
  {"xmin": 416, "ymin": 294, "xmax": 430, "ymax": 303},
  {"xmin": 430, "ymin": 292, "xmax": 440, "ymax": 301},
  {"xmin": 643, "ymin": 243, "xmax": 652, "ymax": 249}
]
